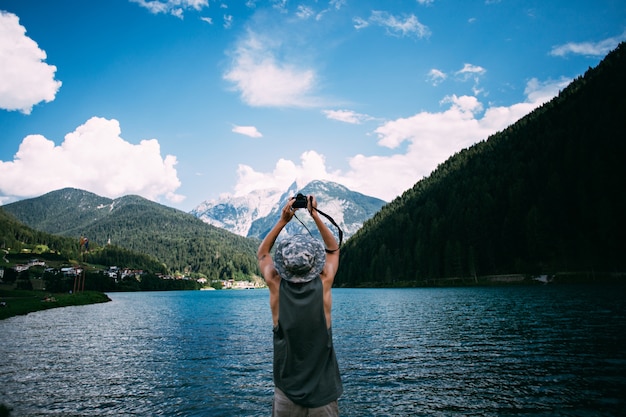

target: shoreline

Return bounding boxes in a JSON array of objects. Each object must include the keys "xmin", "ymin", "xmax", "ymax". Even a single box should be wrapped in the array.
[{"xmin": 0, "ymin": 289, "xmax": 111, "ymax": 321}]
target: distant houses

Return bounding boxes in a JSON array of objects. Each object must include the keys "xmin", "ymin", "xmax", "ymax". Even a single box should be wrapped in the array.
[
  {"xmin": 12, "ymin": 259, "xmax": 46, "ymax": 273},
  {"xmin": 220, "ymin": 279, "xmax": 261, "ymax": 289},
  {"xmin": 2, "ymin": 258, "xmax": 265, "ymax": 290},
  {"xmin": 105, "ymin": 266, "xmax": 144, "ymax": 281},
  {"xmin": 61, "ymin": 266, "xmax": 82, "ymax": 276}
]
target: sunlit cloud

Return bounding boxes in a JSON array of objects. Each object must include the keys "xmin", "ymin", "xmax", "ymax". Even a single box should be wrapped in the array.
[
  {"xmin": 223, "ymin": 14, "xmax": 233, "ymax": 28},
  {"xmin": 455, "ymin": 63, "xmax": 486, "ymax": 95},
  {"xmin": 323, "ymin": 109, "xmax": 373, "ymax": 124},
  {"xmin": 233, "ymin": 77, "xmax": 569, "ymax": 202},
  {"xmin": 296, "ymin": 5, "xmax": 314, "ymax": 20},
  {"xmin": 131, "ymin": 0, "xmax": 208, "ymax": 18},
  {"xmin": 272, "ymin": 0, "xmax": 288, "ymax": 13},
  {"xmin": 232, "ymin": 125, "xmax": 263, "ymax": 138},
  {"xmin": 356, "ymin": 11, "xmax": 431, "ymax": 39},
  {"xmin": 0, "ymin": 11, "xmax": 62, "ymax": 114},
  {"xmin": 309, "ymin": 0, "xmax": 346, "ymax": 21},
  {"xmin": 550, "ymin": 30, "xmax": 626, "ymax": 57},
  {"xmin": 456, "ymin": 63, "xmax": 486, "ymax": 78},
  {"xmin": 353, "ymin": 17, "xmax": 369, "ymax": 30},
  {"xmin": 329, "ymin": 0, "xmax": 346, "ymax": 10},
  {"xmin": 223, "ymin": 30, "xmax": 319, "ymax": 107},
  {"xmin": 233, "ymin": 151, "xmax": 337, "ymax": 196},
  {"xmin": 523, "ymin": 77, "xmax": 570, "ymax": 104},
  {"xmin": 427, "ymin": 68, "xmax": 447, "ymax": 86},
  {"xmin": 0, "ymin": 117, "xmax": 184, "ymax": 204}
]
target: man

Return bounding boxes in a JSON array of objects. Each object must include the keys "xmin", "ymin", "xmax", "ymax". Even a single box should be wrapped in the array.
[{"xmin": 257, "ymin": 195, "xmax": 343, "ymax": 417}]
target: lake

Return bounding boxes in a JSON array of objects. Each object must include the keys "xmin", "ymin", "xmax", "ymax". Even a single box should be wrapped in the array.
[{"xmin": 1, "ymin": 285, "xmax": 625, "ymax": 416}]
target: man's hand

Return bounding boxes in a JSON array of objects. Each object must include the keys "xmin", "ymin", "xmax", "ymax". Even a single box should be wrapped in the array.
[
  {"xmin": 281, "ymin": 198, "xmax": 296, "ymax": 223},
  {"xmin": 307, "ymin": 195, "xmax": 318, "ymax": 216}
]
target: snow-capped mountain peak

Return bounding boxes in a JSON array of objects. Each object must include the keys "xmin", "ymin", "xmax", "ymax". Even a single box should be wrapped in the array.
[
  {"xmin": 190, "ymin": 180, "xmax": 386, "ymax": 240},
  {"xmin": 190, "ymin": 187, "xmax": 284, "ymax": 236}
]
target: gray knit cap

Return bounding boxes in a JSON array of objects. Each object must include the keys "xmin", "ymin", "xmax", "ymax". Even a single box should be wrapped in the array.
[{"xmin": 274, "ymin": 234, "xmax": 325, "ymax": 283}]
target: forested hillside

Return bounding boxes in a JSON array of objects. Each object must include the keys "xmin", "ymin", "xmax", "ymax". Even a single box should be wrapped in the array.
[
  {"xmin": 0, "ymin": 207, "xmax": 167, "ymax": 273},
  {"xmin": 0, "ymin": 208, "xmax": 76, "ymax": 256},
  {"xmin": 3, "ymin": 190, "xmax": 259, "ymax": 280},
  {"xmin": 336, "ymin": 43, "xmax": 626, "ymax": 286}
]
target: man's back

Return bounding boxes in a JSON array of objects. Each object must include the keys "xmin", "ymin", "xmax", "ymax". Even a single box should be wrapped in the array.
[{"xmin": 273, "ymin": 278, "xmax": 343, "ymax": 408}]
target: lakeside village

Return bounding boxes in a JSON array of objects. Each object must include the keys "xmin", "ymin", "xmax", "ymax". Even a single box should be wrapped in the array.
[{"xmin": 1, "ymin": 258, "xmax": 266, "ymax": 291}]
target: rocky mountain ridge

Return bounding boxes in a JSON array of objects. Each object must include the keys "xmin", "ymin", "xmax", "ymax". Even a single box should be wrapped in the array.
[{"xmin": 191, "ymin": 180, "xmax": 387, "ymax": 240}]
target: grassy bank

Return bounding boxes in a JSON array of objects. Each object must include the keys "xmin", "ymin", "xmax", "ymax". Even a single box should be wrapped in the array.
[{"xmin": 0, "ymin": 288, "xmax": 111, "ymax": 321}]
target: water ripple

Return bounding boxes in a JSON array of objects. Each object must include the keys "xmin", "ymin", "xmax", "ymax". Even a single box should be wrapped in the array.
[{"xmin": 1, "ymin": 285, "xmax": 625, "ymax": 416}]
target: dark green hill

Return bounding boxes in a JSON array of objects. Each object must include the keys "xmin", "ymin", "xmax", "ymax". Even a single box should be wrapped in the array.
[
  {"xmin": 337, "ymin": 43, "xmax": 626, "ymax": 286},
  {"xmin": 0, "ymin": 207, "xmax": 76, "ymax": 256},
  {"xmin": 1, "ymin": 206, "xmax": 173, "ymax": 274},
  {"xmin": 3, "ymin": 189, "xmax": 259, "ymax": 280}
]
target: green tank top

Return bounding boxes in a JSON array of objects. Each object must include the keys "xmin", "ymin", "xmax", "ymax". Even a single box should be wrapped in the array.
[{"xmin": 273, "ymin": 277, "xmax": 343, "ymax": 407}]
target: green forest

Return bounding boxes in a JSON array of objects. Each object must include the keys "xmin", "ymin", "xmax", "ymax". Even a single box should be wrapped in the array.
[
  {"xmin": 335, "ymin": 43, "xmax": 626, "ymax": 287},
  {"xmin": 1, "ymin": 207, "xmax": 200, "ymax": 292},
  {"xmin": 1, "ymin": 208, "xmax": 80, "ymax": 259},
  {"xmin": 2, "ymin": 191, "xmax": 260, "ymax": 281},
  {"xmin": 1, "ymin": 207, "xmax": 167, "ymax": 273}
]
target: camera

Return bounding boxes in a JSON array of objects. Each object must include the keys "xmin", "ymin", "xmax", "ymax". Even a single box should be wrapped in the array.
[{"xmin": 292, "ymin": 193, "xmax": 309, "ymax": 209}]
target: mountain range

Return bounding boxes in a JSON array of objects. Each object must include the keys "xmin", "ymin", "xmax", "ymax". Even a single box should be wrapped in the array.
[
  {"xmin": 190, "ymin": 180, "xmax": 386, "ymax": 241},
  {"xmin": 2, "ymin": 189, "xmax": 259, "ymax": 280},
  {"xmin": 2, "ymin": 180, "xmax": 386, "ymax": 279}
]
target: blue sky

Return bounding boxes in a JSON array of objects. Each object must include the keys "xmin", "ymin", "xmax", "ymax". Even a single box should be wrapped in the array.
[{"xmin": 1, "ymin": 0, "xmax": 624, "ymax": 212}]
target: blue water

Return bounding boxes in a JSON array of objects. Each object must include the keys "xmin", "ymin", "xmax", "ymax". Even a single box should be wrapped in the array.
[{"xmin": 1, "ymin": 286, "xmax": 625, "ymax": 416}]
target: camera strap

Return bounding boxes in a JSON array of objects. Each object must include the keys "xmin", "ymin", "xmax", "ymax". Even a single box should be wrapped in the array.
[
  {"xmin": 312, "ymin": 207, "xmax": 343, "ymax": 250},
  {"xmin": 293, "ymin": 206, "xmax": 344, "ymax": 251}
]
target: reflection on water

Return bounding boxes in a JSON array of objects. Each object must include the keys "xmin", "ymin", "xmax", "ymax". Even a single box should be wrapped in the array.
[
  {"xmin": 334, "ymin": 286, "xmax": 626, "ymax": 416},
  {"xmin": 1, "ymin": 285, "xmax": 625, "ymax": 416}
]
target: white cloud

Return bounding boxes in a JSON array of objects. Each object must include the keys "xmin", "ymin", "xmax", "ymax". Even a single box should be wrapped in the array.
[
  {"xmin": 131, "ymin": 0, "xmax": 208, "ymax": 17},
  {"xmin": 223, "ymin": 31, "xmax": 319, "ymax": 107},
  {"xmin": 323, "ymin": 109, "xmax": 372, "ymax": 124},
  {"xmin": 233, "ymin": 151, "xmax": 335, "ymax": 196},
  {"xmin": 427, "ymin": 68, "xmax": 447, "ymax": 86},
  {"xmin": 232, "ymin": 125, "xmax": 263, "ymax": 138},
  {"xmin": 131, "ymin": 0, "xmax": 167, "ymax": 14},
  {"xmin": 329, "ymin": 0, "xmax": 347, "ymax": 10},
  {"xmin": 0, "ymin": 117, "xmax": 184, "ymax": 204},
  {"xmin": 455, "ymin": 63, "xmax": 486, "ymax": 95},
  {"xmin": 359, "ymin": 11, "xmax": 431, "ymax": 39},
  {"xmin": 0, "ymin": 11, "xmax": 62, "ymax": 114},
  {"xmin": 223, "ymin": 14, "xmax": 233, "ymax": 28},
  {"xmin": 523, "ymin": 76, "xmax": 570, "ymax": 104},
  {"xmin": 550, "ymin": 30, "xmax": 626, "ymax": 57},
  {"xmin": 185, "ymin": 0, "xmax": 208, "ymax": 10},
  {"xmin": 456, "ymin": 63, "xmax": 486, "ymax": 78},
  {"xmin": 296, "ymin": 5, "xmax": 315, "ymax": 20},
  {"xmin": 232, "ymin": 77, "xmax": 568, "ymax": 202},
  {"xmin": 272, "ymin": 0, "xmax": 288, "ymax": 13},
  {"xmin": 310, "ymin": 0, "xmax": 346, "ymax": 21},
  {"xmin": 374, "ymin": 94, "xmax": 484, "ymax": 150},
  {"xmin": 171, "ymin": 8, "xmax": 184, "ymax": 19},
  {"xmin": 427, "ymin": 64, "xmax": 486, "ymax": 88},
  {"xmin": 353, "ymin": 17, "xmax": 369, "ymax": 30}
]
